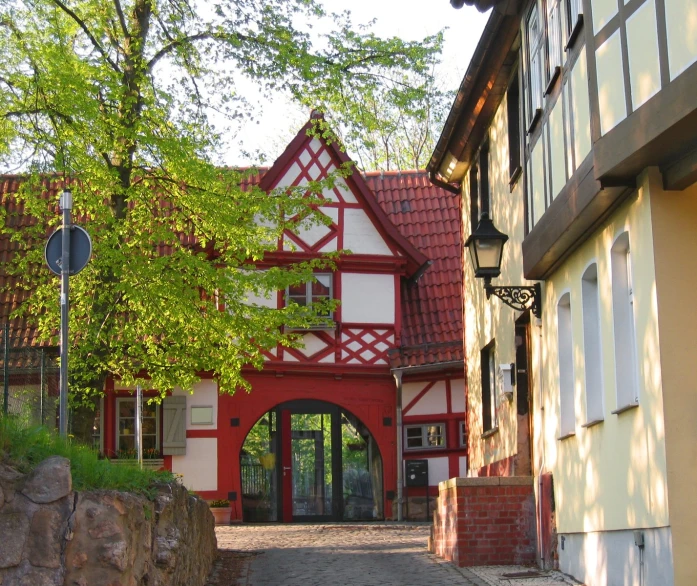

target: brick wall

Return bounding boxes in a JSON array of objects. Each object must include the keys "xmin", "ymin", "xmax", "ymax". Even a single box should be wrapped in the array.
[{"xmin": 432, "ymin": 477, "xmax": 537, "ymax": 567}]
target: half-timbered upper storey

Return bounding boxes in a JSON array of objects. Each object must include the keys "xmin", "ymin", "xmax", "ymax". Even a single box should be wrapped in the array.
[{"xmin": 431, "ymin": 0, "xmax": 697, "ymax": 279}]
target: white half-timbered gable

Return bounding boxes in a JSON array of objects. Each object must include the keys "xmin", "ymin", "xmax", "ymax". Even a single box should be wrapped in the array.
[{"xmin": 254, "ymin": 113, "xmax": 428, "ymax": 370}]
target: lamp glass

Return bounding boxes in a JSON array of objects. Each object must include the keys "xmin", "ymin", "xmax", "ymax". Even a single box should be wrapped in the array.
[{"xmin": 474, "ymin": 238, "xmax": 504, "ymax": 271}]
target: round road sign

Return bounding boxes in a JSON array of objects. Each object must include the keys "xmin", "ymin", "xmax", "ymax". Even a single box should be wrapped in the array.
[{"xmin": 44, "ymin": 226, "xmax": 93, "ymax": 276}]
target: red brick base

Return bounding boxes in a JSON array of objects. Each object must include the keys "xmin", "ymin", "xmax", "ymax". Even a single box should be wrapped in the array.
[{"xmin": 432, "ymin": 477, "xmax": 537, "ymax": 567}]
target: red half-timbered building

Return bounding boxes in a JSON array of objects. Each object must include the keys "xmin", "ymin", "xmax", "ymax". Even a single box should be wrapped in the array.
[{"xmin": 0, "ymin": 115, "xmax": 465, "ymax": 522}]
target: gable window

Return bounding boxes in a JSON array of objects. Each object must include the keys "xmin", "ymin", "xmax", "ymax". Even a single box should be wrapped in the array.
[
  {"xmin": 481, "ymin": 341, "xmax": 497, "ymax": 433},
  {"xmin": 557, "ymin": 293, "xmax": 575, "ymax": 437},
  {"xmin": 611, "ymin": 232, "xmax": 639, "ymax": 412},
  {"xmin": 582, "ymin": 263, "xmax": 604, "ymax": 424},
  {"xmin": 116, "ymin": 398, "xmax": 160, "ymax": 458},
  {"xmin": 405, "ymin": 423, "xmax": 446, "ymax": 450},
  {"xmin": 286, "ymin": 274, "xmax": 333, "ymax": 319}
]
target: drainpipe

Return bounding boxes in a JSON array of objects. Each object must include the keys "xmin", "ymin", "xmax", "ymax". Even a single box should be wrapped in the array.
[
  {"xmin": 394, "ymin": 370, "xmax": 404, "ymax": 522},
  {"xmin": 535, "ymin": 316, "xmax": 546, "ymax": 567}
]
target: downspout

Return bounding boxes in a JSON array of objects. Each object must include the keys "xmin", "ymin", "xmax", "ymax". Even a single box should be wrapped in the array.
[
  {"xmin": 535, "ymin": 315, "xmax": 546, "ymax": 567},
  {"xmin": 394, "ymin": 369, "xmax": 404, "ymax": 522}
]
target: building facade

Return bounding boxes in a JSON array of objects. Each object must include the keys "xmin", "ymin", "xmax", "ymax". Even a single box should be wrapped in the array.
[
  {"xmin": 0, "ymin": 115, "xmax": 465, "ymax": 523},
  {"xmin": 430, "ymin": 0, "xmax": 697, "ymax": 583}
]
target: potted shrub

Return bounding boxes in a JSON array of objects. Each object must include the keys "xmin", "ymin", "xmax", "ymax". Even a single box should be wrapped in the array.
[{"xmin": 209, "ymin": 499, "xmax": 232, "ymax": 525}]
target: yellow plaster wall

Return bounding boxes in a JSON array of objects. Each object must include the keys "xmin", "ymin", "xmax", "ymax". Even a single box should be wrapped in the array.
[
  {"xmin": 649, "ymin": 173, "xmax": 697, "ymax": 586},
  {"xmin": 541, "ymin": 170, "xmax": 669, "ymax": 533},
  {"xmin": 463, "ymin": 93, "xmax": 532, "ymax": 473}
]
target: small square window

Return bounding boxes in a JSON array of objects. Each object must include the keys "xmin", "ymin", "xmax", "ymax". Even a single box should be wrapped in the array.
[
  {"xmin": 191, "ymin": 406, "xmax": 214, "ymax": 425},
  {"xmin": 285, "ymin": 273, "xmax": 334, "ymax": 321},
  {"xmin": 404, "ymin": 424, "xmax": 446, "ymax": 450}
]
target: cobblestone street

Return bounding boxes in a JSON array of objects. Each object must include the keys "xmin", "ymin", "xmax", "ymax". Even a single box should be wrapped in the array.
[{"xmin": 209, "ymin": 524, "xmax": 582, "ymax": 586}]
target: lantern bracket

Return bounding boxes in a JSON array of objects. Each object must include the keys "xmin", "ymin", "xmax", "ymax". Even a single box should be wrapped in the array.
[{"xmin": 484, "ymin": 279, "xmax": 542, "ymax": 318}]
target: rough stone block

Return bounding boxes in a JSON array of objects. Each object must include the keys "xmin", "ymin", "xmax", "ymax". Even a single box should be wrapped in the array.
[
  {"xmin": 0, "ymin": 512, "xmax": 30, "ymax": 568},
  {"xmin": 27, "ymin": 509, "xmax": 63, "ymax": 569},
  {"xmin": 21, "ymin": 457, "xmax": 71, "ymax": 504}
]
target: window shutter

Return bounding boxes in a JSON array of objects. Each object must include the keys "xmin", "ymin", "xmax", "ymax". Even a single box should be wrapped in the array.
[{"xmin": 162, "ymin": 395, "xmax": 187, "ymax": 455}]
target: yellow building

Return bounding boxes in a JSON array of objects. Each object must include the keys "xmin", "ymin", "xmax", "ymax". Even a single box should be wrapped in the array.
[{"xmin": 430, "ymin": 0, "xmax": 697, "ymax": 584}]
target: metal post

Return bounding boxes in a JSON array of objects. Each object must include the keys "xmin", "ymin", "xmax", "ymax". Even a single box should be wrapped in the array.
[
  {"xmin": 135, "ymin": 384, "xmax": 142, "ymax": 469},
  {"xmin": 393, "ymin": 370, "xmax": 404, "ymax": 522},
  {"xmin": 39, "ymin": 349, "xmax": 45, "ymax": 426},
  {"xmin": 3, "ymin": 323, "xmax": 9, "ymax": 415},
  {"xmin": 59, "ymin": 189, "xmax": 72, "ymax": 438}
]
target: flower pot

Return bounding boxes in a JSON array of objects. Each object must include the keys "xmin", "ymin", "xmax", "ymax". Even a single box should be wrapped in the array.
[{"xmin": 210, "ymin": 507, "xmax": 232, "ymax": 525}]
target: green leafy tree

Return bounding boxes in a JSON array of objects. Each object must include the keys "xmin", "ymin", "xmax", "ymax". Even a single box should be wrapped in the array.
[{"xmin": 0, "ymin": 0, "xmax": 442, "ymax": 400}]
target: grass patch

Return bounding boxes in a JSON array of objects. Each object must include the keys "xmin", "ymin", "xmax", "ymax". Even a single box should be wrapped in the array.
[{"xmin": 0, "ymin": 415, "xmax": 176, "ymax": 499}]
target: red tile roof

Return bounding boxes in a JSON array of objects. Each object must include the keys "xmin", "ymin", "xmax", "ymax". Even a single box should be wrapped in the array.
[
  {"xmin": 365, "ymin": 171, "xmax": 463, "ymax": 369},
  {"xmin": 0, "ymin": 170, "xmax": 462, "ymax": 369}
]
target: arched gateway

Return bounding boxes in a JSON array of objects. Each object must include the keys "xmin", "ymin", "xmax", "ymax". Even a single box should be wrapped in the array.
[{"xmin": 240, "ymin": 400, "xmax": 383, "ymax": 522}]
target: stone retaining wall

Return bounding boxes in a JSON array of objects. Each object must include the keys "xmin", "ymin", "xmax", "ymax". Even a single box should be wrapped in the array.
[
  {"xmin": 431, "ymin": 476, "xmax": 537, "ymax": 567},
  {"xmin": 0, "ymin": 456, "xmax": 216, "ymax": 586}
]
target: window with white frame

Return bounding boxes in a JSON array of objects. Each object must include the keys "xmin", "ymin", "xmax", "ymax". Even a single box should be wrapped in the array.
[
  {"xmin": 566, "ymin": 0, "xmax": 583, "ymax": 39},
  {"xmin": 546, "ymin": 0, "xmax": 563, "ymax": 81},
  {"xmin": 525, "ymin": 2, "xmax": 545, "ymax": 129},
  {"xmin": 116, "ymin": 398, "xmax": 160, "ymax": 457},
  {"xmin": 611, "ymin": 232, "xmax": 639, "ymax": 411},
  {"xmin": 286, "ymin": 274, "xmax": 333, "ymax": 319},
  {"xmin": 582, "ymin": 264, "xmax": 604, "ymax": 423},
  {"xmin": 459, "ymin": 421, "xmax": 467, "ymax": 447},
  {"xmin": 481, "ymin": 341, "xmax": 497, "ymax": 433},
  {"xmin": 405, "ymin": 423, "xmax": 446, "ymax": 450},
  {"xmin": 557, "ymin": 293, "xmax": 575, "ymax": 436}
]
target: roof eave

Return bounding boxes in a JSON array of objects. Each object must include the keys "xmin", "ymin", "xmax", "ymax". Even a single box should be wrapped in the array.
[{"xmin": 428, "ymin": 7, "xmax": 522, "ymax": 186}]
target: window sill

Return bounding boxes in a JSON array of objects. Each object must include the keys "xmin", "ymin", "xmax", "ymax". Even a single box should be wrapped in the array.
[
  {"xmin": 544, "ymin": 66, "xmax": 561, "ymax": 97},
  {"xmin": 509, "ymin": 166, "xmax": 523, "ymax": 191},
  {"xmin": 285, "ymin": 322, "xmax": 337, "ymax": 332},
  {"xmin": 557, "ymin": 431, "xmax": 576, "ymax": 441},
  {"xmin": 564, "ymin": 15, "xmax": 584, "ymax": 52},
  {"xmin": 527, "ymin": 109, "xmax": 542, "ymax": 135},
  {"xmin": 612, "ymin": 402, "xmax": 639, "ymax": 415},
  {"xmin": 481, "ymin": 427, "xmax": 499, "ymax": 439},
  {"xmin": 404, "ymin": 446, "xmax": 447, "ymax": 452},
  {"xmin": 581, "ymin": 418, "xmax": 604, "ymax": 428}
]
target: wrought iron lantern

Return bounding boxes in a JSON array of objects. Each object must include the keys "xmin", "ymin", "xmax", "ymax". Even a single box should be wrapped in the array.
[{"xmin": 465, "ymin": 213, "xmax": 541, "ymax": 318}]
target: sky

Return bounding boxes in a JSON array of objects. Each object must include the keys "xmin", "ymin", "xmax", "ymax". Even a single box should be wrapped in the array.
[{"xmin": 224, "ymin": 1, "xmax": 491, "ymax": 166}]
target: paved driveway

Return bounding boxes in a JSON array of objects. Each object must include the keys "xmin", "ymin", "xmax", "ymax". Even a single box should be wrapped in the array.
[{"xmin": 213, "ymin": 524, "xmax": 580, "ymax": 586}]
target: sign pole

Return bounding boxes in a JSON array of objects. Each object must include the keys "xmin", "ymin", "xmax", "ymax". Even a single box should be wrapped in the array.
[
  {"xmin": 136, "ymin": 384, "xmax": 143, "ymax": 469},
  {"xmin": 59, "ymin": 189, "xmax": 72, "ymax": 439}
]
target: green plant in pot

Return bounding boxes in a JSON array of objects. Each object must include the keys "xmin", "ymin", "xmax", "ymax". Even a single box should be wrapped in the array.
[{"xmin": 209, "ymin": 499, "xmax": 232, "ymax": 525}]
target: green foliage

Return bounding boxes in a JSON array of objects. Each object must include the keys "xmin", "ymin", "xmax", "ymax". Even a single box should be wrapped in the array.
[
  {"xmin": 0, "ymin": 0, "xmax": 440, "ymax": 399},
  {"xmin": 209, "ymin": 499, "xmax": 230, "ymax": 508},
  {"xmin": 0, "ymin": 415, "xmax": 174, "ymax": 498}
]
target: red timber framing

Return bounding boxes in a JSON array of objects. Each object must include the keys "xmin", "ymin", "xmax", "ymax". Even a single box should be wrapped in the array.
[{"xmin": 0, "ymin": 113, "xmax": 465, "ymax": 524}]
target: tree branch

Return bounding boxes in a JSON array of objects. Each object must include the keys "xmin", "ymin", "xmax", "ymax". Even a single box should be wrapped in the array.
[{"xmin": 48, "ymin": 0, "xmax": 121, "ymax": 72}]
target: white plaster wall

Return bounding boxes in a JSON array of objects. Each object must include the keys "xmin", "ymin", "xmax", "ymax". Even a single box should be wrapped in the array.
[
  {"xmin": 405, "ymin": 381, "xmax": 448, "ymax": 416},
  {"xmin": 459, "ymin": 457, "xmax": 468, "ymax": 477},
  {"xmin": 341, "ymin": 273, "xmax": 395, "ymax": 323},
  {"xmin": 343, "ymin": 209, "xmax": 393, "ymax": 255},
  {"xmin": 665, "ymin": 0, "xmax": 697, "ymax": 79},
  {"xmin": 450, "ymin": 379, "xmax": 466, "ymax": 413},
  {"xmin": 548, "ymin": 95, "xmax": 566, "ymax": 200},
  {"xmin": 275, "ymin": 162, "xmax": 301, "ymax": 189},
  {"xmin": 171, "ymin": 437, "xmax": 217, "ymax": 491},
  {"xmin": 570, "ymin": 47, "xmax": 592, "ymax": 167},
  {"xmin": 627, "ymin": 0, "xmax": 661, "ymax": 111},
  {"xmin": 425, "ymin": 456, "xmax": 450, "ymax": 486},
  {"xmin": 592, "ymin": 0, "xmax": 619, "ymax": 33},
  {"xmin": 596, "ymin": 32, "xmax": 627, "ymax": 135},
  {"xmin": 531, "ymin": 139, "xmax": 546, "ymax": 227},
  {"xmin": 173, "ymin": 380, "xmax": 219, "ymax": 430},
  {"xmin": 559, "ymin": 527, "xmax": 674, "ymax": 586},
  {"xmin": 334, "ymin": 177, "xmax": 357, "ymax": 203}
]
